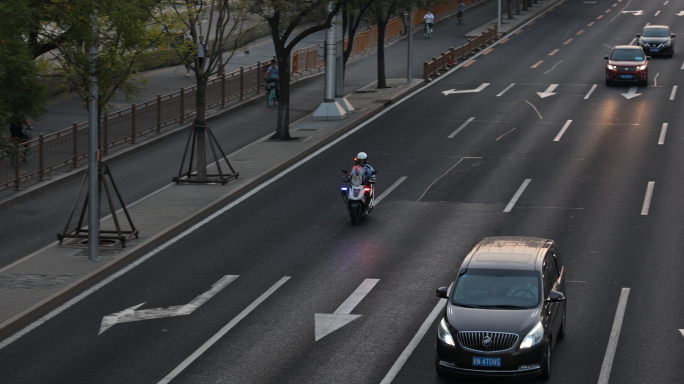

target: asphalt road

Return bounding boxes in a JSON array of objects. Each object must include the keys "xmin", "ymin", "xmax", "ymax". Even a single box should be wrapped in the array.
[{"xmin": 1, "ymin": 0, "xmax": 683, "ymax": 383}]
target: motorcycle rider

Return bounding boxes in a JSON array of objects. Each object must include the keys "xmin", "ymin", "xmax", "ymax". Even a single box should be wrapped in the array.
[{"xmin": 354, "ymin": 152, "xmax": 375, "ymax": 208}]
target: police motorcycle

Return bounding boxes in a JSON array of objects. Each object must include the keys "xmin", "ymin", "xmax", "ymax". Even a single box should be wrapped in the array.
[{"xmin": 340, "ymin": 167, "xmax": 376, "ymax": 225}]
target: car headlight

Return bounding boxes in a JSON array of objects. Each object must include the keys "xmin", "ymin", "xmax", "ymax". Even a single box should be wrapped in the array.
[
  {"xmin": 520, "ymin": 321, "xmax": 544, "ymax": 349},
  {"xmin": 664, "ymin": 40, "xmax": 672, "ymax": 47},
  {"xmin": 606, "ymin": 64, "xmax": 616, "ymax": 70},
  {"xmin": 636, "ymin": 64, "xmax": 647, "ymax": 71},
  {"xmin": 438, "ymin": 317, "xmax": 456, "ymax": 347}
]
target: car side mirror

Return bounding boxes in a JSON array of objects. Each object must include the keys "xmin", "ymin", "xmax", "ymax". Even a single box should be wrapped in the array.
[
  {"xmin": 436, "ymin": 286, "xmax": 449, "ymax": 299},
  {"xmin": 672, "ymin": 34, "xmax": 676, "ymax": 38},
  {"xmin": 545, "ymin": 290, "xmax": 565, "ymax": 302},
  {"xmin": 647, "ymin": 56, "xmax": 651, "ymax": 60},
  {"xmin": 636, "ymin": 34, "xmax": 640, "ymax": 38},
  {"xmin": 604, "ymin": 55, "xmax": 609, "ymax": 60}
]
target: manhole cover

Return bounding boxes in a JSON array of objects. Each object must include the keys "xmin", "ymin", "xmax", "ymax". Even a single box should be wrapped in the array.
[{"xmin": 72, "ymin": 238, "xmax": 122, "ymax": 248}]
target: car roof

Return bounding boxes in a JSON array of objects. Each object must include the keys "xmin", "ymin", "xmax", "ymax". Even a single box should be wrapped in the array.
[
  {"xmin": 643, "ymin": 25, "xmax": 669, "ymax": 30},
  {"xmin": 463, "ymin": 236, "xmax": 553, "ymax": 271},
  {"xmin": 613, "ymin": 45, "xmax": 642, "ymax": 50}
]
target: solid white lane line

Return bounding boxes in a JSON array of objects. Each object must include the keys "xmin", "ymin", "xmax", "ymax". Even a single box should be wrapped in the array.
[
  {"xmin": 658, "ymin": 123, "xmax": 668, "ymax": 145},
  {"xmin": 380, "ymin": 299, "xmax": 446, "ymax": 384},
  {"xmin": 374, "ymin": 176, "xmax": 407, "ymax": 205},
  {"xmin": 448, "ymin": 117, "xmax": 476, "ymax": 138},
  {"xmin": 497, "ymin": 83, "xmax": 515, "ymax": 97},
  {"xmin": 597, "ymin": 288, "xmax": 631, "ymax": 384},
  {"xmin": 641, "ymin": 182, "xmax": 655, "ymax": 215},
  {"xmin": 157, "ymin": 276, "xmax": 291, "ymax": 384},
  {"xmin": 504, "ymin": 179, "xmax": 531, "ymax": 212},
  {"xmin": 670, "ymin": 86, "xmax": 677, "ymax": 100},
  {"xmin": 554, "ymin": 120, "xmax": 573, "ymax": 142},
  {"xmin": 584, "ymin": 84, "xmax": 597, "ymax": 100}
]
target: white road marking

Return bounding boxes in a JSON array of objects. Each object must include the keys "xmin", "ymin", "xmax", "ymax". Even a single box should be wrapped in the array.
[
  {"xmin": 554, "ymin": 120, "xmax": 573, "ymax": 142},
  {"xmin": 584, "ymin": 84, "xmax": 598, "ymax": 100},
  {"xmin": 537, "ymin": 84, "xmax": 558, "ymax": 98},
  {"xmin": 597, "ymin": 288, "xmax": 631, "ymax": 384},
  {"xmin": 314, "ymin": 278, "xmax": 379, "ymax": 341},
  {"xmin": 504, "ymin": 179, "xmax": 531, "ymax": 212},
  {"xmin": 655, "ymin": 10, "xmax": 660, "ymax": 16},
  {"xmin": 99, "ymin": 275, "xmax": 238, "ymax": 334},
  {"xmin": 496, "ymin": 128, "xmax": 517, "ymax": 141},
  {"xmin": 543, "ymin": 61, "xmax": 563, "ymax": 75},
  {"xmin": 442, "ymin": 83, "xmax": 490, "ymax": 95},
  {"xmin": 670, "ymin": 86, "xmax": 677, "ymax": 100},
  {"xmin": 622, "ymin": 87, "xmax": 642, "ymax": 99},
  {"xmin": 418, "ymin": 158, "xmax": 467, "ymax": 202},
  {"xmin": 679, "ymin": 329, "xmax": 683, "ymax": 338},
  {"xmin": 658, "ymin": 123, "xmax": 668, "ymax": 145},
  {"xmin": 157, "ymin": 276, "xmax": 291, "ymax": 384},
  {"xmin": 526, "ymin": 100, "xmax": 543, "ymax": 119},
  {"xmin": 374, "ymin": 176, "xmax": 407, "ymax": 205},
  {"xmin": 448, "ymin": 117, "xmax": 475, "ymax": 138},
  {"xmin": 380, "ymin": 299, "xmax": 446, "ymax": 384},
  {"xmin": 641, "ymin": 182, "xmax": 655, "ymax": 215},
  {"xmin": 497, "ymin": 83, "xmax": 515, "ymax": 97}
]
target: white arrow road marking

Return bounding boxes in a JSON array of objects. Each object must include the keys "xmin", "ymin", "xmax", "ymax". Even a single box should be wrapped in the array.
[
  {"xmin": 157, "ymin": 276, "xmax": 290, "ymax": 384},
  {"xmin": 442, "ymin": 83, "xmax": 490, "ymax": 95},
  {"xmin": 99, "ymin": 275, "xmax": 238, "ymax": 334},
  {"xmin": 598, "ymin": 288, "xmax": 630, "ymax": 384},
  {"xmin": 537, "ymin": 84, "xmax": 558, "ymax": 98},
  {"xmin": 315, "ymin": 278, "xmax": 379, "ymax": 341},
  {"xmin": 679, "ymin": 329, "xmax": 684, "ymax": 337},
  {"xmin": 504, "ymin": 179, "xmax": 531, "ymax": 212},
  {"xmin": 622, "ymin": 87, "xmax": 642, "ymax": 99},
  {"xmin": 641, "ymin": 182, "xmax": 655, "ymax": 215},
  {"xmin": 621, "ymin": 10, "xmax": 644, "ymax": 16},
  {"xmin": 677, "ymin": 11, "xmax": 684, "ymax": 16}
]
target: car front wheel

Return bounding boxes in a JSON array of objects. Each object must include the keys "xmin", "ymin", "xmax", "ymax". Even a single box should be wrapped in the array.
[{"xmin": 540, "ymin": 340, "xmax": 551, "ymax": 380}]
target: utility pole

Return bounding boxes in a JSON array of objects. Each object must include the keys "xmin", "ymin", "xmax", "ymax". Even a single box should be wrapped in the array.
[
  {"xmin": 88, "ymin": 8, "xmax": 99, "ymax": 261},
  {"xmin": 313, "ymin": 2, "xmax": 347, "ymax": 121}
]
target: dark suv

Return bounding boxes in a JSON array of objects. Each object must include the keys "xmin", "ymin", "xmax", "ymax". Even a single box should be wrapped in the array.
[{"xmin": 435, "ymin": 237, "xmax": 566, "ymax": 380}]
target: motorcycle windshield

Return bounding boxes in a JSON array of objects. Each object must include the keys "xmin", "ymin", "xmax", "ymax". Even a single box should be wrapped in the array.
[{"xmin": 350, "ymin": 166, "xmax": 364, "ymax": 186}]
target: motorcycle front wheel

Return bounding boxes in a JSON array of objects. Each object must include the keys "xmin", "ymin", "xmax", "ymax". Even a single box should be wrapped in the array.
[{"xmin": 350, "ymin": 205, "xmax": 360, "ymax": 225}]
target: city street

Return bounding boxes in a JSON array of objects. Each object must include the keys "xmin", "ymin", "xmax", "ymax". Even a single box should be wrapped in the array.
[{"xmin": 1, "ymin": 0, "xmax": 683, "ymax": 383}]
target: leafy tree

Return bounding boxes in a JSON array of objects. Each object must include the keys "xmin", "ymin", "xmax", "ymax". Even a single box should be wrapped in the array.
[
  {"xmin": 0, "ymin": 0, "xmax": 47, "ymax": 159},
  {"xmin": 366, "ymin": 0, "xmax": 403, "ymax": 88},
  {"xmin": 161, "ymin": 0, "xmax": 250, "ymax": 180},
  {"xmin": 247, "ymin": 0, "xmax": 345, "ymax": 140}
]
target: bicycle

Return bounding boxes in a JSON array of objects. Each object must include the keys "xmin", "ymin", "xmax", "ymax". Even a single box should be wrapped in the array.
[
  {"xmin": 265, "ymin": 81, "xmax": 278, "ymax": 107},
  {"xmin": 424, "ymin": 23, "xmax": 432, "ymax": 39},
  {"xmin": 457, "ymin": 11, "xmax": 463, "ymax": 24}
]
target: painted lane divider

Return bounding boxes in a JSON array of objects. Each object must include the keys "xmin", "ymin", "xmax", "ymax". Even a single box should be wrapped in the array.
[
  {"xmin": 448, "ymin": 117, "xmax": 476, "ymax": 138},
  {"xmin": 374, "ymin": 176, "xmax": 407, "ymax": 206},
  {"xmin": 584, "ymin": 84, "xmax": 597, "ymax": 100},
  {"xmin": 680, "ymin": 329, "xmax": 684, "ymax": 338},
  {"xmin": 497, "ymin": 83, "xmax": 515, "ymax": 97},
  {"xmin": 537, "ymin": 84, "xmax": 558, "ymax": 98},
  {"xmin": 670, "ymin": 86, "xmax": 678, "ymax": 101},
  {"xmin": 157, "ymin": 276, "xmax": 290, "ymax": 384},
  {"xmin": 641, "ymin": 182, "xmax": 655, "ymax": 215},
  {"xmin": 554, "ymin": 120, "xmax": 573, "ymax": 142},
  {"xmin": 442, "ymin": 83, "xmax": 490, "ymax": 96},
  {"xmin": 658, "ymin": 123, "xmax": 668, "ymax": 145},
  {"xmin": 99, "ymin": 275, "xmax": 238, "ymax": 334},
  {"xmin": 315, "ymin": 278, "xmax": 379, "ymax": 341},
  {"xmin": 597, "ymin": 288, "xmax": 630, "ymax": 384},
  {"xmin": 504, "ymin": 179, "xmax": 531, "ymax": 212}
]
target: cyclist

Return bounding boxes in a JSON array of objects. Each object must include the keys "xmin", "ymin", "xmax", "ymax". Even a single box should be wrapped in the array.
[
  {"xmin": 264, "ymin": 59, "xmax": 280, "ymax": 101},
  {"xmin": 423, "ymin": 11, "xmax": 434, "ymax": 37},
  {"xmin": 9, "ymin": 117, "xmax": 32, "ymax": 162},
  {"xmin": 457, "ymin": 1, "xmax": 465, "ymax": 23}
]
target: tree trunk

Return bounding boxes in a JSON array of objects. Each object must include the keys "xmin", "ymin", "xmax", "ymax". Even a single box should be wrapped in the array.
[
  {"xmin": 507, "ymin": 0, "xmax": 514, "ymax": 19},
  {"xmin": 272, "ymin": 57, "xmax": 291, "ymax": 140},
  {"xmin": 195, "ymin": 77, "xmax": 208, "ymax": 180},
  {"xmin": 516, "ymin": 0, "xmax": 521, "ymax": 15},
  {"xmin": 376, "ymin": 22, "xmax": 387, "ymax": 88}
]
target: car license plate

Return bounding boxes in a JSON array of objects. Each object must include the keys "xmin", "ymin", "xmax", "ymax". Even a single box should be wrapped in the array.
[
  {"xmin": 620, "ymin": 74, "xmax": 633, "ymax": 79},
  {"xmin": 650, "ymin": 48, "xmax": 659, "ymax": 52},
  {"xmin": 472, "ymin": 356, "xmax": 501, "ymax": 367}
]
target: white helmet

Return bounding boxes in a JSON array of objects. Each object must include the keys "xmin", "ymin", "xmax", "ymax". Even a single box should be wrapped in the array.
[{"xmin": 356, "ymin": 152, "xmax": 367, "ymax": 165}]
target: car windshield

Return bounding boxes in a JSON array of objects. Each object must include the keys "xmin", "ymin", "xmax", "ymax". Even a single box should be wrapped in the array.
[
  {"xmin": 451, "ymin": 268, "xmax": 541, "ymax": 309},
  {"xmin": 610, "ymin": 49, "xmax": 644, "ymax": 61},
  {"xmin": 642, "ymin": 28, "xmax": 669, "ymax": 38}
]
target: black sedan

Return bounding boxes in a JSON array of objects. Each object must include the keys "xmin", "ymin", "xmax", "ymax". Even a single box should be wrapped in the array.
[
  {"xmin": 637, "ymin": 25, "xmax": 675, "ymax": 57},
  {"xmin": 435, "ymin": 237, "xmax": 566, "ymax": 380}
]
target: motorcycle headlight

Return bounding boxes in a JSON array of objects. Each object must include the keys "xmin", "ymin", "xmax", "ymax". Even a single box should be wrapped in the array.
[
  {"xmin": 438, "ymin": 317, "xmax": 456, "ymax": 347},
  {"xmin": 520, "ymin": 321, "xmax": 544, "ymax": 349}
]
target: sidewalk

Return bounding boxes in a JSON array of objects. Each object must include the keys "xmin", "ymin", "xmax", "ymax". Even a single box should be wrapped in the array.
[{"xmin": 0, "ymin": 0, "xmax": 562, "ymax": 343}]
